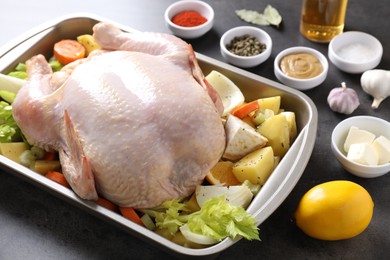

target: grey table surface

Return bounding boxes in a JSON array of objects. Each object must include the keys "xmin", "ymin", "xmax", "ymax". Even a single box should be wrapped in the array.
[{"xmin": 0, "ymin": 0, "xmax": 389, "ymax": 259}]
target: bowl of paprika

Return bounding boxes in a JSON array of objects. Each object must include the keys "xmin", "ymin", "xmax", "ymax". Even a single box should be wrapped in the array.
[{"xmin": 164, "ymin": 0, "xmax": 214, "ymax": 39}]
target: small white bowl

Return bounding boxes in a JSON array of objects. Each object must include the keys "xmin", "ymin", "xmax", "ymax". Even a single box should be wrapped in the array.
[
  {"xmin": 274, "ymin": 46, "xmax": 328, "ymax": 90},
  {"xmin": 328, "ymin": 31, "xmax": 383, "ymax": 74},
  {"xmin": 331, "ymin": 116, "xmax": 390, "ymax": 178},
  {"xmin": 220, "ymin": 26, "xmax": 272, "ymax": 68},
  {"xmin": 164, "ymin": 0, "xmax": 214, "ymax": 39}
]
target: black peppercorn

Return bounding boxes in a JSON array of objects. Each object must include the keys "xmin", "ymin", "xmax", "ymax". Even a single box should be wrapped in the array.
[{"xmin": 226, "ymin": 34, "xmax": 266, "ymax": 57}]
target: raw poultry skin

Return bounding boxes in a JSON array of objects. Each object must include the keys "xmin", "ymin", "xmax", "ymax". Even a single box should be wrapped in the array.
[{"xmin": 12, "ymin": 22, "xmax": 226, "ymax": 209}]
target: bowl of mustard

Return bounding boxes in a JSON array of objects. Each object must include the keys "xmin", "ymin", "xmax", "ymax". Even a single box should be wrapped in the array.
[{"xmin": 274, "ymin": 46, "xmax": 328, "ymax": 90}]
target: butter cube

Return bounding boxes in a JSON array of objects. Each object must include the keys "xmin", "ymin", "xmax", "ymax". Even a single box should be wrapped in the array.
[
  {"xmin": 344, "ymin": 126, "xmax": 376, "ymax": 153},
  {"xmin": 347, "ymin": 143, "xmax": 378, "ymax": 166},
  {"xmin": 372, "ymin": 136, "xmax": 390, "ymax": 165}
]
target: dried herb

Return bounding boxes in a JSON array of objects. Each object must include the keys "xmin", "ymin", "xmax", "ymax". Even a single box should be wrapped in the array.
[{"xmin": 236, "ymin": 5, "xmax": 282, "ymax": 28}]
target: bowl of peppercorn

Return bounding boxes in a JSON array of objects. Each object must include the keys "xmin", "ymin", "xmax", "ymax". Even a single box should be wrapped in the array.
[
  {"xmin": 164, "ymin": 0, "xmax": 214, "ymax": 39},
  {"xmin": 220, "ymin": 26, "xmax": 272, "ymax": 68}
]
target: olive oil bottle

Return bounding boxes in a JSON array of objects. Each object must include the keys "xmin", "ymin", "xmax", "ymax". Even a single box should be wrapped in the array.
[{"xmin": 300, "ymin": 0, "xmax": 348, "ymax": 43}]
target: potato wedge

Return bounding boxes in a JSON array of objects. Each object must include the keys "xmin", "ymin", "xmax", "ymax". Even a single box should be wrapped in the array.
[
  {"xmin": 232, "ymin": 146, "xmax": 274, "ymax": 185},
  {"xmin": 257, "ymin": 114, "xmax": 290, "ymax": 157}
]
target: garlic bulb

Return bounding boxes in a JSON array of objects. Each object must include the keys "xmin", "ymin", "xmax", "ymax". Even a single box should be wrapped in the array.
[
  {"xmin": 327, "ymin": 82, "xmax": 360, "ymax": 114},
  {"xmin": 361, "ymin": 69, "xmax": 390, "ymax": 109}
]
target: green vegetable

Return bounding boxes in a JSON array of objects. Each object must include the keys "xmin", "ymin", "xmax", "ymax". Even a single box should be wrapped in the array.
[
  {"xmin": 236, "ymin": 5, "xmax": 282, "ymax": 27},
  {"xmin": 15, "ymin": 63, "xmax": 26, "ymax": 72},
  {"xmin": 0, "ymin": 100, "xmax": 22, "ymax": 142},
  {"xmin": 146, "ymin": 199, "xmax": 190, "ymax": 235},
  {"xmin": 8, "ymin": 63, "xmax": 28, "ymax": 80},
  {"xmin": 7, "ymin": 71, "xmax": 27, "ymax": 80},
  {"xmin": 8, "ymin": 58, "xmax": 63, "ymax": 81},
  {"xmin": 187, "ymin": 196, "xmax": 259, "ymax": 241},
  {"xmin": 148, "ymin": 196, "xmax": 259, "ymax": 242},
  {"xmin": 49, "ymin": 58, "xmax": 64, "ymax": 72},
  {"xmin": 0, "ymin": 90, "xmax": 16, "ymax": 104}
]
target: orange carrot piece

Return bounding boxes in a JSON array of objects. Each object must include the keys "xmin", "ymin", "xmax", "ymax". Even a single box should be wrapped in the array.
[
  {"xmin": 96, "ymin": 197, "xmax": 118, "ymax": 212},
  {"xmin": 119, "ymin": 207, "xmax": 144, "ymax": 226},
  {"xmin": 45, "ymin": 171, "xmax": 71, "ymax": 188},
  {"xmin": 43, "ymin": 151, "xmax": 58, "ymax": 161},
  {"xmin": 231, "ymin": 100, "xmax": 259, "ymax": 119},
  {"xmin": 54, "ymin": 39, "xmax": 86, "ymax": 65}
]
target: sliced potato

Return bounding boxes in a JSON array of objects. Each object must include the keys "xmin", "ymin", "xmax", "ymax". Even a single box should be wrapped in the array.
[
  {"xmin": 0, "ymin": 142, "xmax": 28, "ymax": 163},
  {"xmin": 257, "ymin": 96, "xmax": 281, "ymax": 114},
  {"xmin": 281, "ymin": 111, "xmax": 297, "ymax": 143},
  {"xmin": 77, "ymin": 34, "xmax": 101, "ymax": 55},
  {"xmin": 232, "ymin": 146, "xmax": 274, "ymax": 185},
  {"xmin": 257, "ymin": 114, "xmax": 290, "ymax": 157},
  {"xmin": 185, "ymin": 193, "xmax": 201, "ymax": 212},
  {"xmin": 32, "ymin": 160, "xmax": 61, "ymax": 175}
]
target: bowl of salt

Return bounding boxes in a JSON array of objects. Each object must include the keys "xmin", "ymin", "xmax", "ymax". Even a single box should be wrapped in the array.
[{"xmin": 328, "ymin": 31, "xmax": 383, "ymax": 74}]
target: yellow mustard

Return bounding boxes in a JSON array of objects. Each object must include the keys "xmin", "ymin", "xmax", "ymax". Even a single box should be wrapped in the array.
[{"xmin": 280, "ymin": 52, "xmax": 323, "ymax": 79}]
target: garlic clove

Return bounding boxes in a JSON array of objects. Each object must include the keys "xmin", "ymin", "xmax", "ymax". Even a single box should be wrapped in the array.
[{"xmin": 327, "ymin": 82, "xmax": 360, "ymax": 114}]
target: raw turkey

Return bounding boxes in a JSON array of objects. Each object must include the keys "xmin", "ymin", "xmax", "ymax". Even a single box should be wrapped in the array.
[{"xmin": 12, "ymin": 22, "xmax": 226, "ymax": 209}]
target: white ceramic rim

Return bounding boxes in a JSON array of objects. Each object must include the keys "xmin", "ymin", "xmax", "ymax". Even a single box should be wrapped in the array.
[
  {"xmin": 328, "ymin": 31, "xmax": 383, "ymax": 65},
  {"xmin": 274, "ymin": 46, "xmax": 329, "ymax": 83},
  {"xmin": 220, "ymin": 26, "xmax": 272, "ymax": 60},
  {"xmin": 164, "ymin": 0, "xmax": 214, "ymax": 31}
]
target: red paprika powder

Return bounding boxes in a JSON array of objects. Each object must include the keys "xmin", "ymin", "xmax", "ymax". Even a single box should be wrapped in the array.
[{"xmin": 172, "ymin": 10, "xmax": 208, "ymax": 27}]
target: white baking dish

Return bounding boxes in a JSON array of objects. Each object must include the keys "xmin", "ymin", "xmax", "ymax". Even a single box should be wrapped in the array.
[{"xmin": 0, "ymin": 13, "xmax": 317, "ymax": 259}]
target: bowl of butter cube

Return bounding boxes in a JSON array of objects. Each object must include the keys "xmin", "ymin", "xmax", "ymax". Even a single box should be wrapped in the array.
[{"xmin": 331, "ymin": 116, "xmax": 390, "ymax": 178}]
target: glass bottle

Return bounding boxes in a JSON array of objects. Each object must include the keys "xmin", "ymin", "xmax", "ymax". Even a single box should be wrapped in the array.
[{"xmin": 300, "ymin": 0, "xmax": 348, "ymax": 43}]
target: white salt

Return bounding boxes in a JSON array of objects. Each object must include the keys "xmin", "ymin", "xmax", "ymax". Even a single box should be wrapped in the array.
[{"xmin": 336, "ymin": 43, "xmax": 374, "ymax": 62}]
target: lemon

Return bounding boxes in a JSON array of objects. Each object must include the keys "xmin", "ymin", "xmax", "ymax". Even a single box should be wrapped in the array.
[{"xmin": 294, "ymin": 180, "xmax": 374, "ymax": 240}]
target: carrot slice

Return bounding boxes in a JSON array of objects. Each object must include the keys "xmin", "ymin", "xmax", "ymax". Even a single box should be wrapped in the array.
[
  {"xmin": 96, "ymin": 197, "xmax": 118, "ymax": 212},
  {"xmin": 119, "ymin": 207, "xmax": 144, "ymax": 226},
  {"xmin": 54, "ymin": 39, "xmax": 86, "ymax": 65},
  {"xmin": 231, "ymin": 100, "xmax": 259, "ymax": 119},
  {"xmin": 45, "ymin": 171, "xmax": 71, "ymax": 188},
  {"xmin": 43, "ymin": 151, "xmax": 58, "ymax": 161}
]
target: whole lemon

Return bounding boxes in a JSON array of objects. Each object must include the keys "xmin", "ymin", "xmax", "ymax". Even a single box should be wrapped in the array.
[{"xmin": 294, "ymin": 180, "xmax": 374, "ymax": 240}]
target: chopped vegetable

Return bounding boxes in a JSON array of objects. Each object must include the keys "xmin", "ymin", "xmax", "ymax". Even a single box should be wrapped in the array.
[
  {"xmin": 0, "ymin": 142, "xmax": 27, "ymax": 163},
  {"xmin": 147, "ymin": 196, "xmax": 259, "ymax": 244},
  {"xmin": 205, "ymin": 70, "xmax": 245, "ymax": 116},
  {"xmin": 32, "ymin": 160, "xmax": 61, "ymax": 175},
  {"xmin": 96, "ymin": 197, "xmax": 118, "ymax": 212},
  {"xmin": 231, "ymin": 100, "xmax": 259, "ymax": 119},
  {"xmin": 140, "ymin": 213, "xmax": 156, "ymax": 230},
  {"xmin": 7, "ymin": 63, "xmax": 28, "ymax": 79},
  {"xmin": 0, "ymin": 90, "xmax": 16, "ymax": 104},
  {"xmin": 77, "ymin": 34, "xmax": 101, "ymax": 55},
  {"xmin": 186, "ymin": 196, "xmax": 259, "ymax": 242},
  {"xmin": 195, "ymin": 185, "xmax": 254, "ymax": 209},
  {"xmin": 49, "ymin": 58, "xmax": 64, "ymax": 72},
  {"xmin": 54, "ymin": 39, "xmax": 86, "ymax": 65},
  {"xmin": 119, "ymin": 207, "xmax": 144, "ymax": 226},
  {"xmin": 19, "ymin": 149, "xmax": 36, "ymax": 167},
  {"xmin": 146, "ymin": 199, "xmax": 190, "ymax": 235},
  {"xmin": 0, "ymin": 99, "xmax": 22, "ymax": 143},
  {"xmin": 45, "ymin": 171, "xmax": 71, "ymax": 188},
  {"xmin": 223, "ymin": 114, "xmax": 268, "ymax": 161}
]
